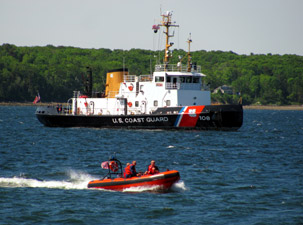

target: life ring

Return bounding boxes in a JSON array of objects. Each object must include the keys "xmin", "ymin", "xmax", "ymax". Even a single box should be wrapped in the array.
[
  {"xmin": 109, "ymin": 161, "xmax": 119, "ymax": 172},
  {"xmin": 128, "ymin": 102, "xmax": 132, "ymax": 107},
  {"xmin": 128, "ymin": 83, "xmax": 134, "ymax": 91}
]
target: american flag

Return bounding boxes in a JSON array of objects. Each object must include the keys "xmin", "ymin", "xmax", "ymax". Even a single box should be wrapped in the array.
[
  {"xmin": 101, "ymin": 161, "xmax": 109, "ymax": 169},
  {"xmin": 33, "ymin": 93, "xmax": 40, "ymax": 104}
]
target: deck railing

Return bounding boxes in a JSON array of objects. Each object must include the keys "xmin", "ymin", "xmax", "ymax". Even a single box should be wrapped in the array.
[
  {"xmin": 123, "ymin": 75, "xmax": 136, "ymax": 82},
  {"xmin": 154, "ymin": 64, "xmax": 201, "ymax": 73},
  {"xmin": 124, "ymin": 74, "xmax": 153, "ymax": 82},
  {"xmin": 166, "ymin": 82, "xmax": 210, "ymax": 91},
  {"xmin": 138, "ymin": 75, "xmax": 153, "ymax": 82}
]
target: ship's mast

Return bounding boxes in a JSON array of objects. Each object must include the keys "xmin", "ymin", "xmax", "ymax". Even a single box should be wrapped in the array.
[
  {"xmin": 187, "ymin": 34, "xmax": 192, "ymax": 72},
  {"xmin": 159, "ymin": 11, "xmax": 179, "ymax": 66},
  {"xmin": 178, "ymin": 33, "xmax": 193, "ymax": 72}
]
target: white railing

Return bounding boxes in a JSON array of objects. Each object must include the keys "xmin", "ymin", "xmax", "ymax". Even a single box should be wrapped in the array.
[
  {"xmin": 124, "ymin": 74, "xmax": 153, "ymax": 82},
  {"xmin": 124, "ymin": 75, "xmax": 136, "ymax": 82},
  {"xmin": 74, "ymin": 106, "xmax": 145, "ymax": 116},
  {"xmin": 155, "ymin": 64, "xmax": 201, "ymax": 73},
  {"xmin": 139, "ymin": 75, "xmax": 153, "ymax": 82},
  {"xmin": 166, "ymin": 83, "xmax": 180, "ymax": 89},
  {"xmin": 76, "ymin": 107, "xmax": 121, "ymax": 116},
  {"xmin": 165, "ymin": 82, "xmax": 210, "ymax": 91}
]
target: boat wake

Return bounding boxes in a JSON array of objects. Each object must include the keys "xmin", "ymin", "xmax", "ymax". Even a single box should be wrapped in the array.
[
  {"xmin": 0, "ymin": 170, "xmax": 97, "ymax": 190},
  {"xmin": 171, "ymin": 180, "xmax": 188, "ymax": 192},
  {"xmin": 0, "ymin": 171, "xmax": 187, "ymax": 193},
  {"xmin": 121, "ymin": 180, "xmax": 188, "ymax": 193},
  {"xmin": 122, "ymin": 185, "xmax": 165, "ymax": 193}
]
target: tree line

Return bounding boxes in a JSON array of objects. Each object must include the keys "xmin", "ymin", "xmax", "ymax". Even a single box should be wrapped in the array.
[{"xmin": 0, "ymin": 43, "xmax": 302, "ymax": 105}]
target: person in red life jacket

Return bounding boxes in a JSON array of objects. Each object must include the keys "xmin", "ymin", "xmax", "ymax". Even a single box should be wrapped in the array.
[
  {"xmin": 124, "ymin": 161, "xmax": 140, "ymax": 178},
  {"xmin": 123, "ymin": 163, "xmax": 130, "ymax": 178},
  {"xmin": 144, "ymin": 160, "xmax": 159, "ymax": 175}
]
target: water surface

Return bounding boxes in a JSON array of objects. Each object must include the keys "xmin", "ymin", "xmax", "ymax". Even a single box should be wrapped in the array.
[{"xmin": 0, "ymin": 106, "xmax": 302, "ymax": 224}]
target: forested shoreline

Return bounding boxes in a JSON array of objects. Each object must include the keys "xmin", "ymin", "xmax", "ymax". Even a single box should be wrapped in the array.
[{"xmin": 1, "ymin": 43, "xmax": 302, "ymax": 105}]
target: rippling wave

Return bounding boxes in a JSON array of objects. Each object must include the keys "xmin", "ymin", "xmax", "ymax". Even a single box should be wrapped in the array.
[{"xmin": 0, "ymin": 106, "xmax": 302, "ymax": 224}]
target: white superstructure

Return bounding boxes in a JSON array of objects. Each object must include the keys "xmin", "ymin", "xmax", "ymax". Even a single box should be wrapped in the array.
[
  {"xmin": 71, "ymin": 11, "xmax": 211, "ymax": 116},
  {"xmin": 72, "ymin": 65, "xmax": 211, "ymax": 116}
]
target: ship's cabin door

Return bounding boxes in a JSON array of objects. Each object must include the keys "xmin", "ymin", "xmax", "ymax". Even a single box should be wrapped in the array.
[
  {"xmin": 117, "ymin": 98, "xmax": 127, "ymax": 115},
  {"xmin": 88, "ymin": 101, "xmax": 94, "ymax": 115},
  {"xmin": 173, "ymin": 77, "xmax": 177, "ymax": 84},
  {"xmin": 166, "ymin": 75, "xmax": 178, "ymax": 89},
  {"xmin": 141, "ymin": 101, "xmax": 146, "ymax": 114}
]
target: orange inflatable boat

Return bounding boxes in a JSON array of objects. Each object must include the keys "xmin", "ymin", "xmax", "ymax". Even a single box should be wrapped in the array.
[{"xmin": 87, "ymin": 157, "xmax": 180, "ymax": 191}]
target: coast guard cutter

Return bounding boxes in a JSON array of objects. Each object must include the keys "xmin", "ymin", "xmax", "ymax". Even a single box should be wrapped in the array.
[{"xmin": 35, "ymin": 11, "xmax": 243, "ymax": 130}]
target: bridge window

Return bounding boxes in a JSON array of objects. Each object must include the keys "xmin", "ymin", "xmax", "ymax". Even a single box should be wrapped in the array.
[
  {"xmin": 154, "ymin": 100, "xmax": 158, "ymax": 106},
  {"xmin": 193, "ymin": 77, "xmax": 200, "ymax": 83},
  {"xmin": 155, "ymin": 76, "xmax": 164, "ymax": 82},
  {"xmin": 186, "ymin": 76, "xmax": 192, "ymax": 83}
]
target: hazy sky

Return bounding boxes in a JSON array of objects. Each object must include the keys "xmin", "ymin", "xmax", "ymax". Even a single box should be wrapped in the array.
[{"xmin": 1, "ymin": 0, "xmax": 302, "ymax": 55}]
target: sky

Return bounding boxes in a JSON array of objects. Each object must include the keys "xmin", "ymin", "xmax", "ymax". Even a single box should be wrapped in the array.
[{"xmin": 1, "ymin": 0, "xmax": 302, "ymax": 55}]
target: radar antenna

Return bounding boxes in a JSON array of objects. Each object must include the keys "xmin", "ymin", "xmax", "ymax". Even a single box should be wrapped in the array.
[{"xmin": 158, "ymin": 11, "xmax": 179, "ymax": 67}]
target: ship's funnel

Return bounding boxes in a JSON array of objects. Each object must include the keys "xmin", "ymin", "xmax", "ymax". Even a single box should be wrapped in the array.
[
  {"xmin": 83, "ymin": 67, "xmax": 93, "ymax": 97},
  {"xmin": 105, "ymin": 68, "xmax": 128, "ymax": 98}
]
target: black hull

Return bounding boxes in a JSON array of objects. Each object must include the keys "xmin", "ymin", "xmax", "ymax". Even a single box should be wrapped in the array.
[{"xmin": 35, "ymin": 105, "xmax": 243, "ymax": 131}]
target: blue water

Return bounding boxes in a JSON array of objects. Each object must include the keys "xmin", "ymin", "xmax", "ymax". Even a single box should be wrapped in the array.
[{"xmin": 0, "ymin": 106, "xmax": 302, "ymax": 225}]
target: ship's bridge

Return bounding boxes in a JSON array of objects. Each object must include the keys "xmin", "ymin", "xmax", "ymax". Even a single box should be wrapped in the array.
[
  {"xmin": 121, "ymin": 62, "xmax": 209, "ymax": 96},
  {"xmin": 154, "ymin": 63, "xmax": 201, "ymax": 73},
  {"xmin": 153, "ymin": 64, "xmax": 209, "ymax": 91}
]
